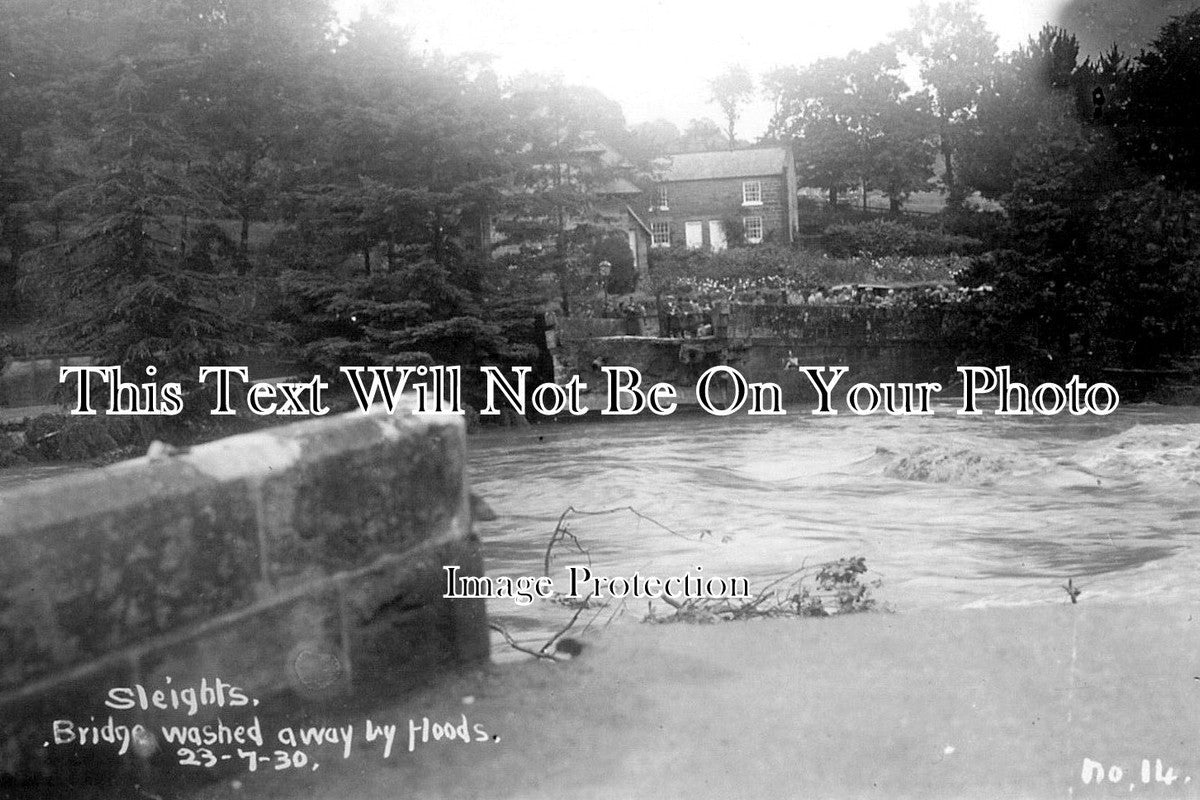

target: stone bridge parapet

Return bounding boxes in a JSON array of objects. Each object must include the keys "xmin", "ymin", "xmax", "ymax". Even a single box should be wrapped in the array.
[{"xmin": 0, "ymin": 405, "xmax": 488, "ymax": 779}]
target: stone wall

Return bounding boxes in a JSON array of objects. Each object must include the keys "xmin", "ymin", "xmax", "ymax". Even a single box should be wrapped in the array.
[
  {"xmin": 570, "ymin": 336, "xmax": 959, "ymax": 406},
  {"xmin": 561, "ymin": 304, "xmax": 962, "ymax": 408},
  {"xmin": 0, "ymin": 406, "xmax": 488, "ymax": 779},
  {"xmin": 728, "ymin": 304, "xmax": 951, "ymax": 345}
]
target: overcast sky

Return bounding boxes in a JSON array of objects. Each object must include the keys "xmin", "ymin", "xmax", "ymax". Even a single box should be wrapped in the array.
[{"xmin": 337, "ymin": 0, "xmax": 1066, "ymax": 137}]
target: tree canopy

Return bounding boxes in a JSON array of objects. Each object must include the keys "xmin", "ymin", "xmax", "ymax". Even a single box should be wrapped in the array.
[
  {"xmin": 765, "ymin": 45, "xmax": 935, "ymax": 209},
  {"xmin": 1, "ymin": 0, "xmax": 639, "ymax": 405},
  {"xmin": 955, "ymin": 13, "xmax": 1200, "ymax": 378},
  {"xmin": 709, "ymin": 65, "xmax": 755, "ymax": 148},
  {"xmin": 895, "ymin": 0, "xmax": 998, "ymax": 203},
  {"xmin": 4, "ymin": 0, "xmax": 1198, "ymax": 405}
]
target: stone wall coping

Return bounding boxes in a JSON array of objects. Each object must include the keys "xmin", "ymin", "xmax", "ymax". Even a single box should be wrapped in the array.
[{"xmin": 0, "ymin": 401, "xmax": 466, "ymax": 534}]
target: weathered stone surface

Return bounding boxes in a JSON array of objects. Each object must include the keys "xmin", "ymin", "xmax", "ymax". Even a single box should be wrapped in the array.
[
  {"xmin": 138, "ymin": 583, "xmax": 346, "ymax": 704},
  {"xmin": 0, "ymin": 660, "xmax": 137, "ymax": 783},
  {"xmin": 260, "ymin": 418, "xmax": 466, "ymax": 583},
  {"xmin": 343, "ymin": 538, "xmax": 488, "ymax": 690},
  {"xmin": 0, "ymin": 406, "xmax": 487, "ymax": 779},
  {"xmin": 0, "ymin": 473, "xmax": 262, "ymax": 688}
]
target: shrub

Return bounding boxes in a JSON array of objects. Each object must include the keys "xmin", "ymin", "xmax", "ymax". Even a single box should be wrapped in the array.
[
  {"xmin": 822, "ymin": 219, "xmax": 981, "ymax": 258},
  {"xmin": 591, "ymin": 233, "xmax": 637, "ymax": 294},
  {"xmin": 941, "ymin": 208, "xmax": 1010, "ymax": 251},
  {"xmin": 823, "ymin": 219, "xmax": 915, "ymax": 257}
]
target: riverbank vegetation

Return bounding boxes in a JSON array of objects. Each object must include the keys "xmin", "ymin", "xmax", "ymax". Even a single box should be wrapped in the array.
[{"xmin": 2, "ymin": 0, "xmax": 1199, "ymax": 458}]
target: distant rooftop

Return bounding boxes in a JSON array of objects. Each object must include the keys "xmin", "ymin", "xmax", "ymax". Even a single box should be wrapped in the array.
[
  {"xmin": 652, "ymin": 147, "xmax": 790, "ymax": 182},
  {"xmin": 595, "ymin": 176, "xmax": 642, "ymax": 195}
]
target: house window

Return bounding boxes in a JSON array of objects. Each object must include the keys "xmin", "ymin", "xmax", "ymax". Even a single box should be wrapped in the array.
[
  {"xmin": 742, "ymin": 180, "xmax": 762, "ymax": 206},
  {"xmin": 651, "ymin": 221, "xmax": 671, "ymax": 247},
  {"xmin": 655, "ymin": 186, "xmax": 669, "ymax": 209},
  {"xmin": 743, "ymin": 216, "xmax": 763, "ymax": 244}
]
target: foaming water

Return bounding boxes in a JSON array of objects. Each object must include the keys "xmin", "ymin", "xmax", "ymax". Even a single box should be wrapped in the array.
[
  {"xmin": 1076, "ymin": 424, "xmax": 1200, "ymax": 486},
  {"xmin": 470, "ymin": 404, "xmax": 1200, "ymax": 644}
]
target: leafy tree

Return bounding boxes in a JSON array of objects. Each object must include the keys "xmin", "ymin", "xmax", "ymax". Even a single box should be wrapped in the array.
[
  {"xmin": 960, "ymin": 26, "xmax": 1095, "ymax": 200},
  {"xmin": 896, "ymin": 0, "xmax": 998, "ymax": 203},
  {"xmin": 500, "ymin": 78, "xmax": 636, "ymax": 316},
  {"xmin": 953, "ymin": 16, "xmax": 1200, "ymax": 380},
  {"xmin": 1114, "ymin": 9, "xmax": 1200, "ymax": 191},
  {"xmin": 589, "ymin": 231, "xmax": 637, "ymax": 295},
  {"xmin": 708, "ymin": 65, "xmax": 754, "ymax": 147},
  {"xmin": 866, "ymin": 95, "xmax": 938, "ymax": 211},
  {"xmin": 280, "ymin": 261, "xmax": 508, "ymax": 373},
  {"xmin": 765, "ymin": 45, "xmax": 926, "ymax": 208},
  {"xmin": 780, "ymin": 117, "xmax": 858, "ymax": 205},
  {"xmin": 4, "ymin": 0, "xmax": 334, "ymax": 355},
  {"xmin": 626, "ymin": 119, "xmax": 681, "ymax": 162},
  {"xmin": 173, "ymin": 1, "xmax": 332, "ymax": 264},
  {"xmin": 37, "ymin": 56, "xmax": 253, "ymax": 377},
  {"xmin": 679, "ymin": 118, "xmax": 728, "ymax": 153},
  {"xmin": 0, "ymin": 7, "xmax": 37, "ymax": 310},
  {"xmin": 1085, "ymin": 185, "xmax": 1200, "ymax": 368},
  {"xmin": 272, "ymin": 15, "xmax": 539, "ymax": 389},
  {"xmin": 278, "ymin": 12, "xmax": 514, "ymax": 277},
  {"xmin": 0, "ymin": 0, "xmax": 95, "ymax": 315}
]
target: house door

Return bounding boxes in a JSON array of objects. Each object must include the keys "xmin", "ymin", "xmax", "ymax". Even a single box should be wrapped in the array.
[
  {"xmin": 708, "ymin": 220, "xmax": 727, "ymax": 252},
  {"xmin": 685, "ymin": 220, "xmax": 703, "ymax": 249}
]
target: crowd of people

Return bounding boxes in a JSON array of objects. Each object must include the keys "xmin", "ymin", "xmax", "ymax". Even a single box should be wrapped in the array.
[{"xmin": 602, "ymin": 277, "xmax": 988, "ymax": 339}]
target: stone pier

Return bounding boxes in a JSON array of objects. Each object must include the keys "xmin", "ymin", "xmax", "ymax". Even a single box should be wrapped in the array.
[{"xmin": 0, "ymin": 405, "xmax": 487, "ymax": 781}]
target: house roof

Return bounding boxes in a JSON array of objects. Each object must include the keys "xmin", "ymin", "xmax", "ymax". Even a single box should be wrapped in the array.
[
  {"xmin": 652, "ymin": 147, "xmax": 790, "ymax": 182},
  {"xmin": 596, "ymin": 176, "xmax": 642, "ymax": 195},
  {"xmin": 574, "ymin": 136, "xmax": 630, "ymax": 169},
  {"xmin": 625, "ymin": 205, "xmax": 652, "ymax": 235}
]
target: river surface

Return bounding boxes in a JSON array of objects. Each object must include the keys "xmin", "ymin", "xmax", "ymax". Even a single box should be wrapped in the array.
[
  {"xmin": 3, "ymin": 404, "xmax": 1197, "ymax": 653},
  {"xmin": 470, "ymin": 403, "xmax": 1200, "ymax": 649}
]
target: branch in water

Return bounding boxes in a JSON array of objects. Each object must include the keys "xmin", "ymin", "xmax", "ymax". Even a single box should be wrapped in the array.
[
  {"xmin": 488, "ymin": 622, "xmax": 560, "ymax": 661},
  {"xmin": 542, "ymin": 505, "xmax": 711, "ymax": 577}
]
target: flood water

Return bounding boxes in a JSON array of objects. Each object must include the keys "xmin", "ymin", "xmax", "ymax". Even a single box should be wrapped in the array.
[
  {"xmin": 469, "ymin": 403, "xmax": 1200, "ymax": 648},
  {"xmin": 4, "ymin": 403, "xmax": 1197, "ymax": 654}
]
